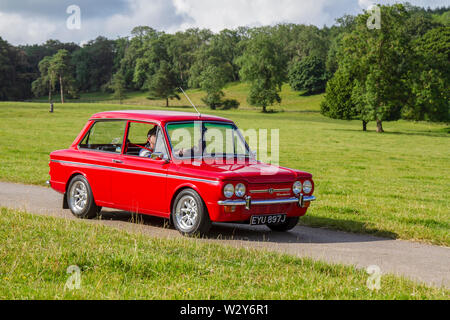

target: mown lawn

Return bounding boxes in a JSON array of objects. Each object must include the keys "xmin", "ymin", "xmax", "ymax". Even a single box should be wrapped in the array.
[
  {"xmin": 0, "ymin": 97, "xmax": 448, "ymax": 246},
  {"xmin": 0, "ymin": 208, "xmax": 447, "ymax": 300}
]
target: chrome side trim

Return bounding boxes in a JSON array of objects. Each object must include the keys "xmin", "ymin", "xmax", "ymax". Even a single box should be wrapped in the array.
[
  {"xmin": 218, "ymin": 196, "xmax": 316, "ymax": 206},
  {"xmin": 51, "ymin": 160, "xmax": 220, "ymax": 185}
]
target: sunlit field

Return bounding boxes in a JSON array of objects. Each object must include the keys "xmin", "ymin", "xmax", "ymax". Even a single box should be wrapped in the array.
[{"xmin": 0, "ymin": 91, "xmax": 449, "ymax": 246}]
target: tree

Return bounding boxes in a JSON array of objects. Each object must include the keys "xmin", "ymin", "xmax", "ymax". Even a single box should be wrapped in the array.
[
  {"xmin": 330, "ymin": 4, "xmax": 414, "ymax": 133},
  {"xmin": 147, "ymin": 61, "xmax": 180, "ymax": 107},
  {"xmin": 31, "ymin": 56, "xmax": 56, "ymax": 101},
  {"xmin": 288, "ymin": 55, "xmax": 327, "ymax": 94},
  {"xmin": 49, "ymin": 49, "xmax": 76, "ymax": 103},
  {"xmin": 110, "ymin": 73, "xmax": 127, "ymax": 104},
  {"xmin": 72, "ymin": 36, "xmax": 116, "ymax": 92},
  {"xmin": 199, "ymin": 65, "xmax": 227, "ymax": 110},
  {"xmin": 237, "ymin": 33, "xmax": 287, "ymax": 112},
  {"xmin": 321, "ymin": 68, "xmax": 370, "ymax": 131},
  {"xmin": 404, "ymin": 26, "xmax": 450, "ymax": 122}
]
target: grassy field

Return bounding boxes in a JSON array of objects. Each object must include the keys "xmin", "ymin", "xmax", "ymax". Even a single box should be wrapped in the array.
[
  {"xmin": 1, "ymin": 88, "xmax": 449, "ymax": 246},
  {"xmin": 0, "ymin": 208, "xmax": 447, "ymax": 300},
  {"xmin": 32, "ymin": 82, "xmax": 325, "ymax": 112}
]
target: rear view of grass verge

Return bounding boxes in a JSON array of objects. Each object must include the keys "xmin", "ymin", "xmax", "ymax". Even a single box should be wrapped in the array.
[{"xmin": 0, "ymin": 208, "xmax": 448, "ymax": 300}]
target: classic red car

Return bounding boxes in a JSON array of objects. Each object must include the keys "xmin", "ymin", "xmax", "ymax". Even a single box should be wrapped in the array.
[{"xmin": 48, "ymin": 110, "xmax": 316, "ymax": 236}]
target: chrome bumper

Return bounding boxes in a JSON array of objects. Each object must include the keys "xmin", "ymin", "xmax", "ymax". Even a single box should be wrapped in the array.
[{"xmin": 218, "ymin": 195, "xmax": 316, "ymax": 210}]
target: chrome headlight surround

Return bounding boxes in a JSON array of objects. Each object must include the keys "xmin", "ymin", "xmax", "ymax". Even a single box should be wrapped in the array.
[
  {"xmin": 224, "ymin": 184, "xmax": 235, "ymax": 198},
  {"xmin": 303, "ymin": 180, "xmax": 313, "ymax": 194},
  {"xmin": 293, "ymin": 181, "xmax": 303, "ymax": 195},
  {"xmin": 235, "ymin": 183, "xmax": 246, "ymax": 198}
]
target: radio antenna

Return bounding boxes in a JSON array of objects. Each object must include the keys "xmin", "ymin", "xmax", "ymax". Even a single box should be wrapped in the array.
[{"xmin": 179, "ymin": 87, "xmax": 201, "ymax": 118}]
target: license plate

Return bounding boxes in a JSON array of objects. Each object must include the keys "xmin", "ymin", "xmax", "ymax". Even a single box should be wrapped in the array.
[{"xmin": 250, "ymin": 214, "xmax": 287, "ymax": 226}]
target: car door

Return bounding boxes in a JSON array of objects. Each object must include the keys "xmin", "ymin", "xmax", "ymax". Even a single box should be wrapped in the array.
[
  {"xmin": 77, "ymin": 120, "xmax": 127, "ymax": 205},
  {"xmin": 111, "ymin": 121, "xmax": 169, "ymax": 215}
]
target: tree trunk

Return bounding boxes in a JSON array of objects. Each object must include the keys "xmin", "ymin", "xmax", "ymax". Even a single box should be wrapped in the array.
[
  {"xmin": 262, "ymin": 105, "xmax": 267, "ymax": 113},
  {"xmin": 376, "ymin": 120, "xmax": 384, "ymax": 133},
  {"xmin": 59, "ymin": 75, "xmax": 64, "ymax": 104},
  {"xmin": 362, "ymin": 121, "xmax": 368, "ymax": 132},
  {"xmin": 48, "ymin": 79, "xmax": 52, "ymax": 103},
  {"xmin": 166, "ymin": 98, "xmax": 169, "ymax": 107}
]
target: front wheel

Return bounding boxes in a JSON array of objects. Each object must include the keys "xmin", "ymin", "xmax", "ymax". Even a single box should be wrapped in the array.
[
  {"xmin": 67, "ymin": 175, "xmax": 100, "ymax": 219},
  {"xmin": 172, "ymin": 189, "xmax": 211, "ymax": 236},
  {"xmin": 267, "ymin": 217, "xmax": 299, "ymax": 232}
]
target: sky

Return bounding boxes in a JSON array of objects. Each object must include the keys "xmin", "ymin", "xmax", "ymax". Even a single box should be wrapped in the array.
[{"xmin": 0, "ymin": 0, "xmax": 447, "ymax": 45}]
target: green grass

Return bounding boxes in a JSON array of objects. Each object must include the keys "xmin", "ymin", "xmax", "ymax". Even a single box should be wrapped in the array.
[
  {"xmin": 1, "ymin": 86, "xmax": 449, "ymax": 246},
  {"xmin": 32, "ymin": 82, "xmax": 324, "ymax": 112},
  {"xmin": 0, "ymin": 208, "xmax": 447, "ymax": 300}
]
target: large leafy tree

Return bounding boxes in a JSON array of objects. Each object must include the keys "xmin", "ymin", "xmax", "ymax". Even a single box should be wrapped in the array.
[
  {"xmin": 31, "ymin": 56, "xmax": 56, "ymax": 101},
  {"xmin": 49, "ymin": 49, "xmax": 76, "ymax": 103},
  {"xmin": 0, "ymin": 37, "xmax": 34, "ymax": 101},
  {"xmin": 147, "ymin": 60, "xmax": 180, "ymax": 107},
  {"xmin": 327, "ymin": 4, "xmax": 415, "ymax": 133},
  {"xmin": 288, "ymin": 55, "xmax": 327, "ymax": 94},
  {"xmin": 72, "ymin": 36, "xmax": 116, "ymax": 92},
  {"xmin": 237, "ymin": 33, "xmax": 287, "ymax": 113},
  {"xmin": 189, "ymin": 29, "xmax": 242, "ymax": 88},
  {"xmin": 405, "ymin": 26, "xmax": 450, "ymax": 122},
  {"xmin": 199, "ymin": 65, "xmax": 228, "ymax": 110}
]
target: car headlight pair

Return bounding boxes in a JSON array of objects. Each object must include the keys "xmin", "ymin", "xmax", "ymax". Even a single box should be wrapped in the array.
[
  {"xmin": 293, "ymin": 180, "xmax": 313, "ymax": 195},
  {"xmin": 224, "ymin": 183, "xmax": 246, "ymax": 198}
]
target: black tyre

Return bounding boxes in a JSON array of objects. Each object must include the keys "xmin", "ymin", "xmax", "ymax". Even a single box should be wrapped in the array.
[
  {"xmin": 172, "ymin": 189, "xmax": 211, "ymax": 236},
  {"xmin": 267, "ymin": 217, "xmax": 299, "ymax": 232},
  {"xmin": 67, "ymin": 175, "xmax": 99, "ymax": 219}
]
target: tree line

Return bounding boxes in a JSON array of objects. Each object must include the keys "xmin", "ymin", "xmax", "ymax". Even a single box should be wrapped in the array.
[{"xmin": 0, "ymin": 3, "xmax": 448, "ymax": 131}]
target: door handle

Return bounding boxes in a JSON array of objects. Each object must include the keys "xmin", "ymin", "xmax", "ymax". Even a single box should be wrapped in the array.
[{"xmin": 112, "ymin": 159, "xmax": 123, "ymax": 164}]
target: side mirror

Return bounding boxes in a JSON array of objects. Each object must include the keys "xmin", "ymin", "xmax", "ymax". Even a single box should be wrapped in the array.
[{"xmin": 250, "ymin": 150, "xmax": 257, "ymax": 160}]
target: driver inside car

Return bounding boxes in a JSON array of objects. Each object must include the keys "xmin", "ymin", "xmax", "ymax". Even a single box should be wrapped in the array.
[{"xmin": 139, "ymin": 127, "xmax": 157, "ymax": 158}]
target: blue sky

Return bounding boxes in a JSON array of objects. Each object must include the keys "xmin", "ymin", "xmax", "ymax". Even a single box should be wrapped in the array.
[{"xmin": 0, "ymin": 0, "xmax": 447, "ymax": 45}]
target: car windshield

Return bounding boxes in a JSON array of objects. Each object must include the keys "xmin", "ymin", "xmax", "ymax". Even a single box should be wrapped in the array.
[{"xmin": 166, "ymin": 122, "xmax": 250, "ymax": 159}]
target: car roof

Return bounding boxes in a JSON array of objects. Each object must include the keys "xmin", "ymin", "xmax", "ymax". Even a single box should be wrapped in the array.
[{"xmin": 90, "ymin": 110, "xmax": 234, "ymax": 125}]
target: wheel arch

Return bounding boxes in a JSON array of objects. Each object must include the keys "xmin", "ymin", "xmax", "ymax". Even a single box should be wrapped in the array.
[
  {"xmin": 63, "ymin": 171, "xmax": 89, "ymax": 209},
  {"xmin": 169, "ymin": 184, "xmax": 210, "ymax": 222}
]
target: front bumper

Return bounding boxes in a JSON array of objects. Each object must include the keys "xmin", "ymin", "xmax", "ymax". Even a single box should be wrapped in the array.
[{"xmin": 218, "ymin": 195, "xmax": 316, "ymax": 210}]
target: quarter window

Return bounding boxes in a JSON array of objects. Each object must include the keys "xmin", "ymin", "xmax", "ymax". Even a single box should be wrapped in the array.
[{"xmin": 79, "ymin": 121, "xmax": 126, "ymax": 153}]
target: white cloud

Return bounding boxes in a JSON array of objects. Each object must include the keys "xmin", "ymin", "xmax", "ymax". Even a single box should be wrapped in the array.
[
  {"xmin": 0, "ymin": 0, "xmax": 448, "ymax": 45},
  {"xmin": 0, "ymin": 12, "xmax": 57, "ymax": 44},
  {"xmin": 172, "ymin": 0, "xmax": 331, "ymax": 32},
  {"xmin": 358, "ymin": 0, "xmax": 375, "ymax": 9}
]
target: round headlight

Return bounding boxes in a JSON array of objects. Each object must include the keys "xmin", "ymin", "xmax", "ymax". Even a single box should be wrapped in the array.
[
  {"xmin": 293, "ymin": 181, "xmax": 302, "ymax": 195},
  {"xmin": 224, "ymin": 184, "xmax": 235, "ymax": 198},
  {"xmin": 303, "ymin": 180, "xmax": 313, "ymax": 194},
  {"xmin": 235, "ymin": 183, "xmax": 246, "ymax": 198}
]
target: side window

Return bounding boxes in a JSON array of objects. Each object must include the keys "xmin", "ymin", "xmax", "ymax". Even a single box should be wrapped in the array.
[
  {"xmin": 125, "ymin": 122, "xmax": 168, "ymax": 157},
  {"xmin": 79, "ymin": 121, "xmax": 126, "ymax": 153}
]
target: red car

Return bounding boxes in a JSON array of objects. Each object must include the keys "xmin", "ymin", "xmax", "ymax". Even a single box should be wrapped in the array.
[{"xmin": 48, "ymin": 110, "xmax": 316, "ymax": 236}]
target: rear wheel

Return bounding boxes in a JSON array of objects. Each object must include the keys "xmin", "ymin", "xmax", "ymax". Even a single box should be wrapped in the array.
[
  {"xmin": 67, "ymin": 175, "xmax": 99, "ymax": 219},
  {"xmin": 172, "ymin": 189, "xmax": 211, "ymax": 236},
  {"xmin": 267, "ymin": 217, "xmax": 299, "ymax": 232}
]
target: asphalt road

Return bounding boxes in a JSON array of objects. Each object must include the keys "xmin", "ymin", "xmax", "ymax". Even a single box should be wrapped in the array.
[{"xmin": 0, "ymin": 181, "xmax": 448, "ymax": 289}]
